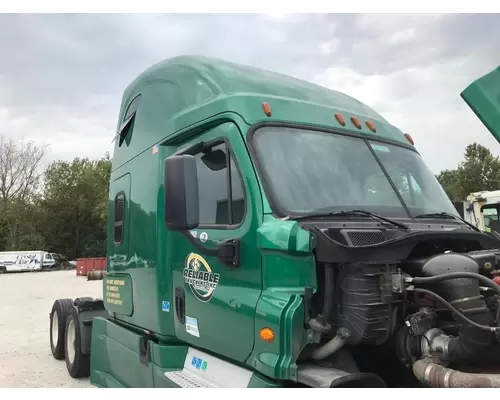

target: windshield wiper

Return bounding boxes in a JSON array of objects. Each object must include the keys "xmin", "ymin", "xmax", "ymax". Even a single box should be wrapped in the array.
[
  {"xmin": 292, "ymin": 209, "xmax": 410, "ymax": 231},
  {"xmin": 414, "ymin": 212, "xmax": 480, "ymax": 232}
]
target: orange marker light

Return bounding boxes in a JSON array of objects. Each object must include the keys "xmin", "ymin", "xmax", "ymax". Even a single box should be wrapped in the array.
[
  {"xmin": 404, "ymin": 133, "xmax": 415, "ymax": 145},
  {"xmin": 366, "ymin": 120, "xmax": 376, "ymax": 132},
  {"xmin": 335, "ymin": 112, "xmax": 346, "ymax": 126},
  {"xmin": 259, "ymin": 327, "xmax": 275, "ymax": 342},
  {"xmin": 351, "ymin": 116, "xmax": 362, "ymax": 129},
  {"xmin": 262, "ymin": 102, "xmax": 272, "ymax": 117}
]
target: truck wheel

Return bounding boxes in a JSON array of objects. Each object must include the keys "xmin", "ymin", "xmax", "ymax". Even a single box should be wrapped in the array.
[
  {"xmin": 64, "ymin": 306, "xmax": 90, "ymax": 378},
  {"xmin": 0, "ymin": 266, "xmax": 6, "ymax": 274},
  {"xmin": 74, "ymin": 297, "xmax": 93, "ymax": 306},
  {"xmin": 49, "ymin": 298, "xmax": 74, "ymax": 360}
]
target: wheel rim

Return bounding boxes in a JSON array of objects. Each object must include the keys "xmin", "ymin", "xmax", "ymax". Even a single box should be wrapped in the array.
[
  {"xmin": 51, "ymin": 311, "xmax": 58, "ymax": 345},
  {"xmin": 66, "ymin": 318, "xmax": 76, "ymax": 364}
]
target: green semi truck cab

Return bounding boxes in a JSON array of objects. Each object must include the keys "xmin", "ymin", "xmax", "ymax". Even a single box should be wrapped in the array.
[{"xmin": 49, "ymin": 57, "xmax": 500, "ymax": 388}]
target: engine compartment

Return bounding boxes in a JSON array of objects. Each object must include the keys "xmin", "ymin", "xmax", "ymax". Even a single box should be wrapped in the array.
[{"xmin": 301, "ymin": 223, "xmax": 500, "ymax": 388}]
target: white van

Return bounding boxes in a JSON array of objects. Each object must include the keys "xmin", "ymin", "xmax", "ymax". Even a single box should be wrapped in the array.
[{"xmin": 0, "ymin": 251, "xmax": 56, "ymax": 273}]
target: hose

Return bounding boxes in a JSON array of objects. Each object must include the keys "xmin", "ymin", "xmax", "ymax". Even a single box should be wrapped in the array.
[
  {"xmin": 407, "ymin": 287, "xmax": 499, "ymax": 333},
  {"xmin": 413, "ymin": 358, "xmax": 500, "ymax": 388},
  {"xmin": 310, "ymin": 328, "xmax": 351, "ymax": 360},
  {"xmin": 408, "ymin": 272, "xmax": 500, "ymax": 297},
  {"xmin": 307, "ymin": 263, "xmax": 335, "ymax": 334},
  {"xmin": 323, "ymin": 263, "xmax": 334, "ymax": 325}
]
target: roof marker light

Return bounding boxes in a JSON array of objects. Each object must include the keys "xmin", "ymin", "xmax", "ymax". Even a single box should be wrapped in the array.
[
  {"xmin": 351, "ymin": 116, "xmax": 362, "ymax": 129},
  {"xmin": 366, "ymin": 120, "xmax": 376, "ymax": 132},
  {"xmin": 404, "ymin": 133, "xmax": 415, "ymax": 145},
  {"xmin": 262, "ymin": 102, "xmax": 272, "ymax": 117},
  {"xmin": 335, "ymin": 112, "xmax": 346, "ymax": 126}
]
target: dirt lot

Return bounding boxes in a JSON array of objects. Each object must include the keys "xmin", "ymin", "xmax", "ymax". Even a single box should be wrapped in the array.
[{"xmin": 0, "ymin": 270, "xmax": 102, "ymax": 388}]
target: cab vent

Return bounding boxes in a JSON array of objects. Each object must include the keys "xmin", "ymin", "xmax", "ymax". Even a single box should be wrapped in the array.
[{"xmin": 341, "ymin": 229, "xmax": 386, "ymax": 247}]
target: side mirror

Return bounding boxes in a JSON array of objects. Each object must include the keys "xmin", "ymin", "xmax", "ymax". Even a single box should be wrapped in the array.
[{"xmin": 164, "ymin": 154, "xmax": 199, "ymax": 231}]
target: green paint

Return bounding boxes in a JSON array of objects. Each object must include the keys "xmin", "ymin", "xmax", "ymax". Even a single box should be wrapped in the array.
[
  {"xmin": 90, "ymin": 317, "xmax": 155, "ymax": 387},
  {"xmin": 461, "ymin": 65, "xmax": 500, "ymax": 144},
  {"xmin": 247, "ymin": 292, "xmax": 307, "ymax": 380},
  {"xmin": 167, "ymin": 121, "xmax": 262, "ymax": 362},
  {"xmin": 89, "ymin": 55, "xmax": 459, "ymax": 387}
]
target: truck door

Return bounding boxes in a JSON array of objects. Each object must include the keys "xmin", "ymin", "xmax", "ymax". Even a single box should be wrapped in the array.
[{"xmin": 166, "ymin": 121, "xmax": 262, "ymax": 363}]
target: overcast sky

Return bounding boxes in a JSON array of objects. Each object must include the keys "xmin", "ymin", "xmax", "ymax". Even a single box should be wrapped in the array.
[{"xmin": 0, "ymin": 13, "xmax": 499, "ymax": 173}]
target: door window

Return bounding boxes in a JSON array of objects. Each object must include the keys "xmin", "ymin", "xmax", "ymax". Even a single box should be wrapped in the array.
[{"xmin": 191, "ymin": 141, "xmax": 245, "ymax": 227}]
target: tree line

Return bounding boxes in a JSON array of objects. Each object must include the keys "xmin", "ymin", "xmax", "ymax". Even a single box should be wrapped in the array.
[
  {"xmin": 436, "ymin": 142, "xmax": 500, "ymax": 202},
  {"xmin": 0, "ymin": 135, "xmax": 496, "ymax": 259},
  {"xmin": 0, "ymin": 136, "xmax": 111, "ymax": 259}
]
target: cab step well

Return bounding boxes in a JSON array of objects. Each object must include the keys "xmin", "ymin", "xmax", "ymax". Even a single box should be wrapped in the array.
[{"xmin": 163, "ymin": 347, "xmax": 254, "ymax": 388}]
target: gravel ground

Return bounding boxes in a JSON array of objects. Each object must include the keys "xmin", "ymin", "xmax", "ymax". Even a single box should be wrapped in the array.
[{"xmin": 0, "ymin": 270, "xmax": 102, "ymax": 388}]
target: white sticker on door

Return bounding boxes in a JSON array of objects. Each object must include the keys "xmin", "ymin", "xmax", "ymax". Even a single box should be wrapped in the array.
[
  {"xmin": 200, "ymin": 232, "xmax": 208, "ymax": 243},
  {"xmin": 185, "ymin": 315, "xmax": 200, "ymax": 338}
]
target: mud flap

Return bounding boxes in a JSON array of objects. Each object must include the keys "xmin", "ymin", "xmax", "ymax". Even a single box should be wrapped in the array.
[{"xmin": 75, "ymin": 299, "xmax": 108, "ymax": 355}]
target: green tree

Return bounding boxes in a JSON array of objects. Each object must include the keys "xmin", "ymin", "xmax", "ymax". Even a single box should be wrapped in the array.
[
  {"xmin": 0, "ymin": 136, "xmax": 48, "ymax": 250},
  {"xmin": 41, "ymin": 153, "xmax": 111, "ymax": 259},
  {"xmin": 436, "ymin": 142, "xmax": 500, "ymax": 201},
  {"xmin": 436, "ymin": 169, "xmax": 461, "ymax": 201}
]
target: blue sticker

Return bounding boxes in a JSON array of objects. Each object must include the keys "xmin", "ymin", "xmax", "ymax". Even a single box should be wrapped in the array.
[
  {"xmin": 191, "ymin": 356, "xmax": 197, "ymax": 366},
  {"xmin": 162, "ymin": 301, "xmax": 170, "ymax": 312},
  {"xmin": 196, "ymin": 358, "xmax": 203, "ymax": 369}
]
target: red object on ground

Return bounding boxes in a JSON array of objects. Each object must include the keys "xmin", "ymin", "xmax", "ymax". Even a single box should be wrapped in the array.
[{"xmin": 76, "ymin": 258, "xmax": 107, "ymax": 276}]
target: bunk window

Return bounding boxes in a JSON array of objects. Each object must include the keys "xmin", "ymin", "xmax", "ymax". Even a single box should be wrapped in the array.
[{"xmin": 114, "ymin": 192, "xmax": 125, "ymax": 246}]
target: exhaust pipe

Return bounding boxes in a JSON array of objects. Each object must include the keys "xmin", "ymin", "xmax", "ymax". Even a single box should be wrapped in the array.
[{"xmin": 413, "ymin": 359, "xmax": 500, "ymax": 388}]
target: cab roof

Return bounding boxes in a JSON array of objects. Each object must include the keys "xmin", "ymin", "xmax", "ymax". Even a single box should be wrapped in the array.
[
  {"xmin": 122, "ymin": 55, "xmax": 384, "ymax": 121},
  {"xmin": 114, "ymin": 55, "xmax": 412, "ymax": 165}
]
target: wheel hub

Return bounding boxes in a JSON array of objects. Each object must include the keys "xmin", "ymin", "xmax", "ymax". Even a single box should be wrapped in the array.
[
  {"xmin": 66, "ymin": 318, "xmax": 76, "ymax": 364},
  {"xmin": 51, "ymin": 311, "xmax": 58, "ymax": 345}
]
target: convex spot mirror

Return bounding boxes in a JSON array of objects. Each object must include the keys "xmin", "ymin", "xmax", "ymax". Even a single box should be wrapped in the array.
[{"xmin": 201, "ymin": 148, "xmax": 226, "ymax": 171}]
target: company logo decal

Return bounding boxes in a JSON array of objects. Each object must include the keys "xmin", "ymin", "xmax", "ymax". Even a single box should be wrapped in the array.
[{"xmin": 183, "ymin": 253, "xmax": 220, "ymax": 302}]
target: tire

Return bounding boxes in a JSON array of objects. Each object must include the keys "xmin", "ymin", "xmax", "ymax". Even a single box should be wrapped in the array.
[
  {"xmin": 74, "ymin": 297, "xmax": 93, "ymax": 306},
  {"xmin": 0, "ymin": 266, "xmax": 6, "ymax": 274},
  {"xmin": 49, "ymin": 298, "xmax": 74, "ymax": 360},
  {"xmin": 64, "ymin": 306, "xmax": 90, "ymax": 378}
]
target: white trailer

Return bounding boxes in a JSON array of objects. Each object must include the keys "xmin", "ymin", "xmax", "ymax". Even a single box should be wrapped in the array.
[{"xmin": 0, "ymin": 250, "xmax": 56, "ymax": 273}]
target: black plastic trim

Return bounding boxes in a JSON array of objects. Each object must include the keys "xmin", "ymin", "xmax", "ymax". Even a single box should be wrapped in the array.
[
  {"xmin": 116, "ymin": 94, "xmax": 142, "ymax": 147},
  {"xmin": 313, "ymin": 225, "xmax": 500, "ymax": 264},
  {"xmin": 175, "ymin": 286, "xmax": 186, "ymax": 325}
]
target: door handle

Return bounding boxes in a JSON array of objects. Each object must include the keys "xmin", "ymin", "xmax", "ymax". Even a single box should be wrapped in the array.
[{"xmin": 175, "ymin": 286, "xmax": 185, "ymax": 324}]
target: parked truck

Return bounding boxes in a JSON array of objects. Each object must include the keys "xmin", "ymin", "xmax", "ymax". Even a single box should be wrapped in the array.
[
  {"xmin": 454, "ymin": 190, "xmax": 500, "ymax": 233},
  {"xmin": 48, "ymin": 57, "xmax": 500, "ymax": 388},
  {"xmin": 0, "ymin": 250, "xmax": 56, "ymax": 273}
]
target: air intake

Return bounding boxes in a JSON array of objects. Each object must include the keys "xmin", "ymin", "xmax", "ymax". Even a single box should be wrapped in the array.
[{"xmin": 341, "ymin": 229, "xmax": 386, "ymax": 247}]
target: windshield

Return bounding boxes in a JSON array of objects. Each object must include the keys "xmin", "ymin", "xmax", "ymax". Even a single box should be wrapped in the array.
[{"xmin": 250, "ymin": 126, "xmax": 459, "ymax": 219}]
